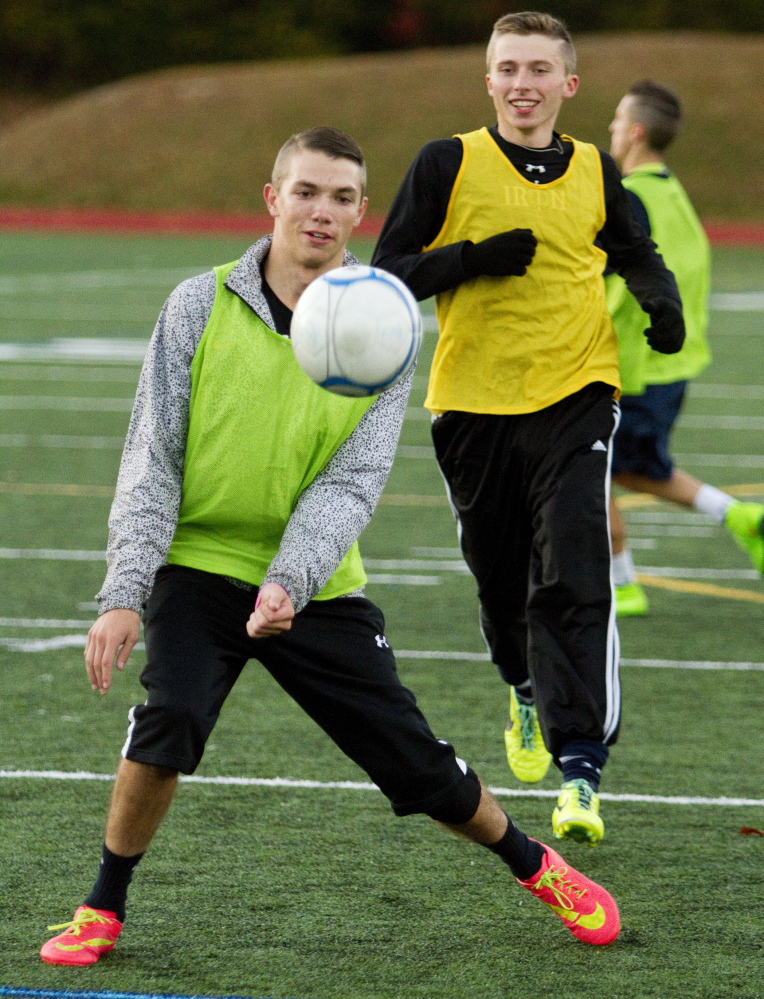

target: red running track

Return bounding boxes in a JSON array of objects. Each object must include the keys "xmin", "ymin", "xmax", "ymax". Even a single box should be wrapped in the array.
[{"xmin": 0, "ymin": 205, "xmax": 763, "ymax": 246}]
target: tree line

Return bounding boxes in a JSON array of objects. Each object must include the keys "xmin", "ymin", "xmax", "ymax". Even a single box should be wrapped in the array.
[{"xmin": 1, "ymin": 0, "xmax": 761, "ymax": 93}]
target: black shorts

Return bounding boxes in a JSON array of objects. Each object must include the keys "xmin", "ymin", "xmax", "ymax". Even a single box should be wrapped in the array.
[
  {"xmin": 612, "ymin": 380, "xmax": 688, "ymax": 481},
  {"xmin": 123, "ymin": 564, "xmax": 479, "ymax": 820}
]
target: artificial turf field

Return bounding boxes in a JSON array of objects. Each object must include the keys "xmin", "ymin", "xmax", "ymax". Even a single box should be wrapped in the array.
[{"xmin": 0, "ymin": 231, "xmax": 763, "ymax": 999}]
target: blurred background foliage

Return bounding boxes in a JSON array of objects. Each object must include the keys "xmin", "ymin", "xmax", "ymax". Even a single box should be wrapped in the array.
[{"xmin": 2, "ymin": 0, "xmax": 763, "ymax": 93}]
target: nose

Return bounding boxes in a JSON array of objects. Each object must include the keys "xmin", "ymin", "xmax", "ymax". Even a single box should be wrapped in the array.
[
  {"xmin": 311, "ymin": 196, "xmax": 333, "ymax": 222},
  {"xmin": 512, "ymin": 68, "xmax": 533, "ymax": 90}
]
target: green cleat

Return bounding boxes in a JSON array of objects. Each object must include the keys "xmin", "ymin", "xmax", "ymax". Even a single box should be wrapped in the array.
[
  {"xmin": 552, "ymin": 779, "xmax": 604, "ymax": 845},
  {"xmin": 615, "ymin": 581, "xmax": 649, "ymax": 617},
  {"xmin": 725, "ymin": 502, "xmax": 764, "ymax": 574},
  {"xmin": 504, "ymin": 686, "xmax": 552, "ymax": 782}
]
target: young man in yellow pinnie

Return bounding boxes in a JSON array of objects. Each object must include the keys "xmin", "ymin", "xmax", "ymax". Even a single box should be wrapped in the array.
[{"xmin": 374, "ymin": 12, "xmax": 685, "ymax": 844}]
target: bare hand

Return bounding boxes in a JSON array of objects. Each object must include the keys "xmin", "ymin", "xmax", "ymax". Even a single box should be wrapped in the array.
[
  {"xmin": 247, "ymin": 583, "xmax": 294, "ymax": 639},
  {"xmin": 84, "ymin": 608, "xmax": 141, "ymax": 695}
]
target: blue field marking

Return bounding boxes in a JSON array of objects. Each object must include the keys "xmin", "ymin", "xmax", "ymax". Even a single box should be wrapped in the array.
[{"xmin": 0, "ymin": 988, "xmax": 301, "ymax": 999}]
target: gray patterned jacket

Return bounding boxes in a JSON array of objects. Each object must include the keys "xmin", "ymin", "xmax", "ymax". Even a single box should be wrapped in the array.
[{"xmin": 97, "ymin": 235, "xmax": 412, "ymax": 615}]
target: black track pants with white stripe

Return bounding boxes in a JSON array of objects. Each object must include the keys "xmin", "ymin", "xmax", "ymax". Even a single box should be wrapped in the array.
[{"xmin": 432, "ymin": 382, "xmax": 621, "ymax": 761}]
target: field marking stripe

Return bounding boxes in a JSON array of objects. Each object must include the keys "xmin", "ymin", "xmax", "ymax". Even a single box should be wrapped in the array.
[
  {"xmin": 637, "ymin": 573, "xmax": 764, "ymax": 604},
  {"xmin": 0, "ymin": 483, "xmax": 760, "ymax": 505},
  {"xmin": 621, "ymin": 658, "xmax": 764, "ymax": 670},
  {"xmin": 0, "ymin": 548, "xmax": 106, "ymax": 559},
  {"xmin": 0, "ymin": 483, "xmax": 113, "ymax": 497},
  {"xmin": 0, "ymin": 638, "xmax": 761, "ymax": 671},
  {"xmin": 0, "ymin": 770, "xmax": 762, "ymax": 806},
  {"xmin": 634, "ymin": 566, "xmax": 759, "ymax": 579},
  {"xmin": 0, "ymin": 988, "xmax": 268, "ymax": 999}
]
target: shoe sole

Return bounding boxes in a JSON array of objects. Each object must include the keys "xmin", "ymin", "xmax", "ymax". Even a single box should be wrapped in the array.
[{"xmin": 554, "ymin": 820, "xmax": 602, "ymax": 845}]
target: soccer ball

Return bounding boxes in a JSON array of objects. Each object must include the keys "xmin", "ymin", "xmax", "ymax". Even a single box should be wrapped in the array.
[{"xmin": 290, "ymin": 265, "xmax": 422, "ymax": 397}]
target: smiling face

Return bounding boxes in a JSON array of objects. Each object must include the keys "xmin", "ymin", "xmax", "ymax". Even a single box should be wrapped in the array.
[
  {"xmin": 264, "ymin": 148, "xmax": 367, "ymax": 272},
  {"xmin": 486, "ymin": 32, "xmax": 578, "ymax": 147}
]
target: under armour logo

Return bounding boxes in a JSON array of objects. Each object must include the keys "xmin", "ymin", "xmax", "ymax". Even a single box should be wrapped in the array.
[
  {"xmin": 375, "ymin": 634, "xmax": 390, "ymax": 649},
  {"xmin": 525, "ymin": 164, "xmax": 546, "ymax": 174}
]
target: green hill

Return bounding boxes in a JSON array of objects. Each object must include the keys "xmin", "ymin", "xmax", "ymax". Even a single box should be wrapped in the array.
[{"xmin": 0, "ymin": 32, "xmax": 761, "ymax": 220}]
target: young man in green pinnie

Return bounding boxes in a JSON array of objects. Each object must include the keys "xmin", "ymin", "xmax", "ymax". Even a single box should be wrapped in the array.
[
  {"xmin": 39, "ymin": 126, "xmax": 621, "ymax": 966},
  {"xmin": 606, "ymin": 81, "xmax": 764, "ymax": 616}
]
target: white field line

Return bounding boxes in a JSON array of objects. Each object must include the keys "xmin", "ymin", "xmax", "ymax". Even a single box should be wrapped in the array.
[
  {"xmin": 709, "ymin": 292, "xmax": 764, "ymax": 311},
  {"xmin": 0, "ymin": 768, "xmax": 761, "ymax": 807},
  {"xmin": 625, "ymin": 525, "xmax": 717, "ymax": 537},
  {"xmin": 0, "ymin": 364, "xmax": 139, "ymax": 382},
  {"xmin": 0, "ymin": 434, "xmax": 124, "ymax": 449},
  {"xmin": 624, "ymin": 511, "xmax": 716, "ymax": 524},
  {"xmin": 0, "ymin": 632, "xmax": 763, "ymax": 673},
  {"xmin": 0, "ymin": 395, "xmax": 133, "ymax": 411},
  {"xmin": 690, "ymin": 383, "xmax": 764, "ymax": 398},
  {"xmin": 0, "ymin": 339, "xmax": 148, "ymax": 363},
  {"xmin": 679, "ymin": 415, "xmax": 764, "ymax": 430},
  {"xmin": 674, "ymin": 453, "xmax": 764, "ymax": 467},
  {"xmin": 365, "ymin": 574, "xmax": 440, "ymax": 585},
  {"xmin": 620, "ymin": 658, "xmax": 764, "ymax": 671},
  {"xmin": 365, "ymin": 558, "xmax": 469, "ymax": 572},
  {"xmin": 0, "ymin": 617, "xmax": 95, "ymax": 627},
  {"xmin": 0, "ymin": 548, "xmax": 106, "ymax": 560},
  {"xmin": 412, "ymin": 547, "xmax": 462, "ymax": 557},
  {"xmin": 0, "ymin": 267, "xmax": 207, "ymax": 294}
]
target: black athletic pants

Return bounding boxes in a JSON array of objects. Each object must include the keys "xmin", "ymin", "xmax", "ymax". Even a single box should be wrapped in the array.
[
  {"xmin": 432, "ymin": 382, "xmax": 621, "ymax": 761},
  {"xmin": 123, "ymin": 564, "xmax": 480, "ymax": 821}
]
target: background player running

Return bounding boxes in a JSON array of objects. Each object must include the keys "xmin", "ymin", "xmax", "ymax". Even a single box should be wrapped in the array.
[
  {"xmin": 605, "ymin": 80, "xmax": 764, "ymax": 617},
  {"xmin": 39, "ymin": 126, "xmax": 620, "ymax": 966},
  {"xmin": 373, "ymin": 12, "xmax": 685, "ymax": 845}
]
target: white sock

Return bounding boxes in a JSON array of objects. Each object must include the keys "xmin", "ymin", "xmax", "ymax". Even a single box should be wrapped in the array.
[
  {"xmin": 612, "ymin": 548, "xmax": 637, "ymax": 586},
  {"xmin": 693, "ymin": 484, "xmax": 735, "ymax": 523}
]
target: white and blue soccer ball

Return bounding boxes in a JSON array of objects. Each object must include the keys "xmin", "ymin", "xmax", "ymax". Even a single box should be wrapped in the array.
[{"xmin": 290, "ymin": 265, "xmax": 422, "ymax": 397}]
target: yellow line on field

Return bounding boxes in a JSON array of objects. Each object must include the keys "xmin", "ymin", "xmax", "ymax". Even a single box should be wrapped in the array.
[
  {"xmin": 0, "ymin": 482, "xmax": 113, "ymax": 497},
  {"xmin": 637, "ymin": 574, "xmax": 764, "ymax": 605},
  {"xmin": 724, "ymin": 483, "xmax": 764, "ymax": 497},
  {"xmin": 615, "ymin": 493, "xmax": 659, "ymax": 509}
]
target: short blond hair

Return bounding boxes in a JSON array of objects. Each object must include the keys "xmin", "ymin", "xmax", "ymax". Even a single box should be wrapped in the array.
[{"xmin": 487, "ymin": 11, "xmax": 576, "ymax": 75}]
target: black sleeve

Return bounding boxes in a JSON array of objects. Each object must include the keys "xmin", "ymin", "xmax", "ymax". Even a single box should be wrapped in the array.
[
  {"xmin": 625, "ymin": 189, "xmax": 651, "ymax": 237},
  {"xmin": 371, "ymin": 139, "xmax": 471, "ymax": 301},
  {"xmin": 597, "ymin": 151, "xmax": 681, "ymax": 309}
]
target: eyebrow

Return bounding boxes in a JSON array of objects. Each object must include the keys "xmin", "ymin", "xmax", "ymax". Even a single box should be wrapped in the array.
[
  {"xmin": 496, "ymin": 59, "xmax": 555, "ymax": 68},
  {"xmin": 292, "ymin": 180, "xmax": 359, "ymax": 195}
]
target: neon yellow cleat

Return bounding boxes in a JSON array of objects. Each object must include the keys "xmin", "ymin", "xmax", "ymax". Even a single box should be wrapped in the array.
[
  {"xmin": 615, "ymin": 581, "xmax": 649, "ymax": 617},
  {"xmin": 725, "ymin": 501, "xmax": 764, "ymax": 574},
  {"xmin": 552, "ymin": 779, "xmax": 605, "ymax": 845},
  {"xmin": 504, "ymin": 686, "xmax": 552, "ymax": 782}
]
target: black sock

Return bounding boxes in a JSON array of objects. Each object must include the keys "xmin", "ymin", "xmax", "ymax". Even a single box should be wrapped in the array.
[
  {"xmin": 485, "ymin": 813, "xmax": 545, "ymax": 881},
  {"xmin": 559, "ymin": 739, "xmax": 609, "ymax": 792},
  {"xmin": 83, "ymin": 844, "xmax": 144, "ymax": 922},
  {"xmin": 514, "ymin": 680, "xmax": 534, "ymax": 706}
]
